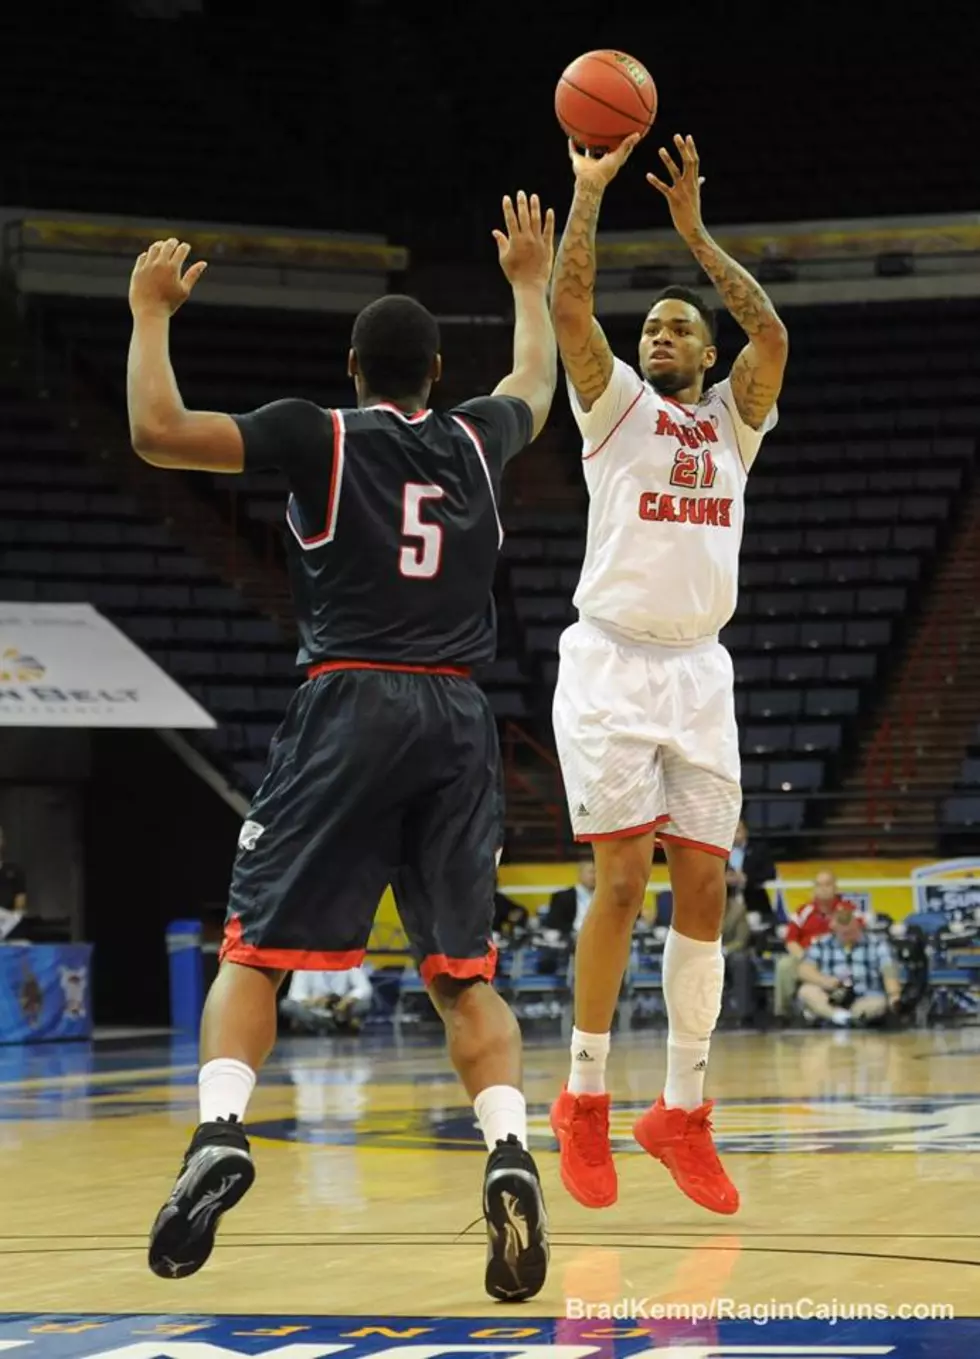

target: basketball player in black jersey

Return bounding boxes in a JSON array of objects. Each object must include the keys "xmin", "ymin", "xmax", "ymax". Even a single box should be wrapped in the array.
[{"xmin": 127, "ymin": 193, "xmax": 556, "ymax": 1301}]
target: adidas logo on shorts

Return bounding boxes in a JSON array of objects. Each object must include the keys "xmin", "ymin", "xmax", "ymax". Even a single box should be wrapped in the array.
[{"xmin": 576, "ymin": 803, "xmax": 589, "ymax": 817}]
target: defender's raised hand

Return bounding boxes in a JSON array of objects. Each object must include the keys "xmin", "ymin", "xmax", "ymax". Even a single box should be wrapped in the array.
[
  {"xmin": 568, "ymin": 133, "xmax": 642, "ymax": 192},
  {"xmin": 646, "ymin": 134, "xmax": 707, "ymax": 243},
  {"xmin": 130, "ymin": 238, "xmax": 207, "ymax": 318},
  {"xmin": 493, "ymin": 191, "xmax": 556, "ymax": 289}
]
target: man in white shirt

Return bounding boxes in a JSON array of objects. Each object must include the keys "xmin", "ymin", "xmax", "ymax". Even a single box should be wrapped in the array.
[
  {"xmin": 280, "ymin": 967, "xmax": 373, "ymax": 1034},
  {"xmin": 542, "ymin": 855, "xmax": 596, "ymax": 940},
  {"xmin": 548, "ymin": 130, "xmax": 788, "ymax": 1219}
]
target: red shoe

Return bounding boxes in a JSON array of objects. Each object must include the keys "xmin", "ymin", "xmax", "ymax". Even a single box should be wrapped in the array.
[
  {"xmin": 633, "ymin": 1094, "xmax": 739, "ymax": 1215},
  {"xmin": 549, "ymin": 1086, "xmax": 617, "ymax": 1208}
]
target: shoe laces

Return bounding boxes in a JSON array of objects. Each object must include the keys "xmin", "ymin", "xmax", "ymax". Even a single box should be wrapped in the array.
[
  {"xmin": 571, "ymin": 1100, "xmax": 611, "ymax": 1166},
  {"xmin": 674, "ymin": 1105, "xmax": 723, "ymax": 1175}
]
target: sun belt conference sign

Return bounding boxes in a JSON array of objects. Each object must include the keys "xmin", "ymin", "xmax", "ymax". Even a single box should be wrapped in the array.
[{"xmin": 0, "ymin": 602, "xmax": 215, "ymax": 728}]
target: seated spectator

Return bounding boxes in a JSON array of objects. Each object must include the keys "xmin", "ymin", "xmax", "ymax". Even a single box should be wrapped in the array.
[
  {"xmin": 726, "ymin": 818, "xmax": 776, "ymax": 922},
  {"xmin": 542, "ymin": 853, "xmax": 595, "ymax": 941},
  {"xmin": 722, "ymin": 887, "xmax": 757, "ymax": 1025},
  {"xmin": 0, "ymin": 825, "xmax": 28, "ymax": 942},
  {"xmin": 797, "ymin": 908, "xmax": 901, "ymax": 1027},
  {"xmin": 493, "ymin": 879, "xmax": 529, "ymax": 938},
  {"xmin": 774, "ymin": 870, "xmax": 868, "ymax": 1022},
  {"xmin": 280, "ymin": 967, "xmax": 373, "ymax": 1035}
]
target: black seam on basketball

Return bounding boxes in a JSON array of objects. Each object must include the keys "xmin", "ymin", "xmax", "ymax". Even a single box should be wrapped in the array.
[
  {"xmin": 558, "ymin": 77, "xmax": 651, "ymax": 132},
  {"xmin": 589, "ymin": 54, "xmax": 656, "ymax": 117}
]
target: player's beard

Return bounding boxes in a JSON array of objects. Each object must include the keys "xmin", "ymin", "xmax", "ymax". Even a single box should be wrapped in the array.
[{"xmin": 645, "ymin": 365, "xmax": 695, "ymax": 396}]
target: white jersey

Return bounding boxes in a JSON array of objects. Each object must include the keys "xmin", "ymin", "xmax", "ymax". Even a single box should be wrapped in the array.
[{"xmin": 570, "ymin": 358, "xmax": 777, "ymax": 646}]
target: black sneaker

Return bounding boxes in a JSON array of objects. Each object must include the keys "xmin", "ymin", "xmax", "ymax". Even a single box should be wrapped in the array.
[
  {"xmin": 483, "ymin": 1134, "xmax": 549, "ymax": 1302},
  {"xmin": 148, "ymin": 1116, "xmax": 255, "ymax": 1279}
]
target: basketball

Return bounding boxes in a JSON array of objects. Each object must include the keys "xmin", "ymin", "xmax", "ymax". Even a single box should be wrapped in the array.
[{"xmin": 555, "ymin": 50, "xmax": 657, "ymax": 152}]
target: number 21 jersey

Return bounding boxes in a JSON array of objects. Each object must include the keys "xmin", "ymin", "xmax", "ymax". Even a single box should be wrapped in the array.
[
  {"xmin": 233, "ymin": 395, "xmax": 533, "ymax": 669},
  {"xmin": 569, "ymin": 358, "xmax": 777, "ymax": 646}
]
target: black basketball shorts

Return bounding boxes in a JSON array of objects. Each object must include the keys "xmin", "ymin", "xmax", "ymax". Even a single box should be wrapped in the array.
[{"xmin": 221, "ymin": 664, "xmax": 503, "ymax": 985}]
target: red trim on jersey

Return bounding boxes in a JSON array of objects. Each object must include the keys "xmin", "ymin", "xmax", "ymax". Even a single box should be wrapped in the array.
[
  {"xmin": 419, "ymin": 946, "xmax": 498, "ymax": 987},
  {"xmin": 657, "ymin": 831, "xmax": 730, "ymax": 860},
  {"xmin": 712, "ymin": 390, "xmax": 751, "ymax": 477},
  {"xmin": 575, "ymin": 814, "xmax": 669, "ymax": 843},
  {"xmin": 307, "ymin": 660, "xmax": 472, "ymax": 680},
  {"xmin": 370, "ymin": 402, "xmax": 432, "ymax": 423},
  {"xmin": 287, "ymin": 408, "xmax": 345, "ymax": 549},
  {"xmin": 220, "ymin": 918, "xmax": 365, "ymax": 971},
  {"xmin": 451, "ymin": 413, "xmax": 504, "ymax": 547},
  {"xmin": 582, "ymin": 388, "xmax": 644, "ymax": 462}
]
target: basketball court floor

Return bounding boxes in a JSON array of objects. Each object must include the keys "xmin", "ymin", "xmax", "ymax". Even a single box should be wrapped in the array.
[{"xmin": 2, "ymin": 1025, "xmax": 979, "ymax": 1356}]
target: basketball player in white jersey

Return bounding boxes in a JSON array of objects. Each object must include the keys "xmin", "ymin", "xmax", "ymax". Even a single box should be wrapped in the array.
[{"xmin": 548, "ymin": 131, "xmax": 788, "ymax": 1214}]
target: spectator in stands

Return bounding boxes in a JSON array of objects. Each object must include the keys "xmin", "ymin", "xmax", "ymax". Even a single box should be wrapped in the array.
[
  {"xmin": 773, "ymin": 870, "xmax": 865, "ymax": 1022},
  {"xmin": 493, "ymin": 879, "xmax": 529, "ymax": 938},
  {"xmin": 722, "ymin": 887, "xmax": 757, "ymax": 1025},
  {"xmin": 0, "ymin": 826, "xmax": 28, "ymax": 941},
  {"xmin": 542, "ymin": 854, "xmax": 596, "ymax": 941},
  {"xmin": 726, "ymin": 819, "xmax": 775, "ymax": 922},
  {"xmin": 796, "ymin": 908, "xmax": 901, "ymax": 1027},
  {"xmin": 280, "ymin": 967, "xmax": 373, "ymax": 1035}
]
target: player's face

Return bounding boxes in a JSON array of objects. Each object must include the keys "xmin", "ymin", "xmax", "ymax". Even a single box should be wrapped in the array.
[{"xmin": 638, "ymin": 300, "xmax": 716, "ymax": 395}]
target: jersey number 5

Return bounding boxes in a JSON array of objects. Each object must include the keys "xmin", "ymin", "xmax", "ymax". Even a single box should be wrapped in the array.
[{"xmin": 400, "ymin": 484, "xmax": 445, "ymax": 579}]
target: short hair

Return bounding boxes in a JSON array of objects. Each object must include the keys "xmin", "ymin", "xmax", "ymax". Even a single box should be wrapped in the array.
[
  {"xmin": 351, "ymin": 294, "xmax": 440, "ymax": 398},
  {"xmin": 649, "ymin": 286, "xmax": 717, "ymax": 344}
]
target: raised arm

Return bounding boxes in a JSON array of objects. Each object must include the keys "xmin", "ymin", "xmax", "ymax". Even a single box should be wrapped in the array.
[
  {"xmin": 648, "ymin": 135, "xmax": 788, "ymax": 430},
  {"xmin": 490, "ymin": 192, "xmax": 557, "ymax": 440},
  {"xmin": 550, "ymin": 135, "xmax": 640, "ymax": 412},
  {"xmin": 127, "ymin": 238, "xmax": 244, "ymax": 471}
]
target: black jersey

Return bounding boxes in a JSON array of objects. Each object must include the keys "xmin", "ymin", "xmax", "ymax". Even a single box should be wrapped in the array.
[{"xmin": 232, "ymin": 395, "xmax": 533, "ymax": 670}]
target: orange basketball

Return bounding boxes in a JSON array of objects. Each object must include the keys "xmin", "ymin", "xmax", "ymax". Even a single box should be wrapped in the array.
[{"xmin": 555, "ymin": 50, "xmax": 657, "ymax": 152}]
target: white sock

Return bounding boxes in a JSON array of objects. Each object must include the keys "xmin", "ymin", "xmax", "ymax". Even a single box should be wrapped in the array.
[
  {"xmin": 568, "ymin": 1027, "xmax": 610, "ymax": 1095},
  {"xmin": 473, "ymin": 1084, "xmax": 527, "ymax": 1150},
  {"xmin": 663, "ymin": 929, "xmax": 724, "ymax": 1112},
  {"xmin": 199, "ymin": 1058, "xmax": 257, "ymax": 1124},
  {"xmin": 831, "ymin": 1008, "xmax": 851, "ymax": 1026}
]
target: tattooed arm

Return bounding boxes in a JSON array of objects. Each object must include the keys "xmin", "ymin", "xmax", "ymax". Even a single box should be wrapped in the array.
[
  {"xmin": 551, "ymin": 135, "xmax": 641, "ymax": 412},
  {"xmin": 648, "ymin": 134, "xmax": 788, "ymax": 430},
  {"xmin": 687, "ymin": 228, "xmax": 788, "ymax": 430}
]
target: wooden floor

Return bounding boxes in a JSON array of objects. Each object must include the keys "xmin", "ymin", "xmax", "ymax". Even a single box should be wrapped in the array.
[{"xmin": 2, "ymin": 1024, "xmax": 979, "ymax": 1351}]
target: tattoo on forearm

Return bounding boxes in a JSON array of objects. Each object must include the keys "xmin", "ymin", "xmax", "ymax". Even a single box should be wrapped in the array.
[
  {"xmin": 729, "ymin": 349, "xmax": 783, "ymax": 429},
  {"xmin": 689, "ymin": 230, "xmax": 786, "ymax": 429},
  {"xmin": 554, "ymin": 182, "xmax": 602, "ymax": 306},
  {"xmin": 687, "ymin": 231, "xmax": 783, "ymax": 341},
  {"xmin": 552, "ymin": 184, "xmax": 615, "ymax": 405}
]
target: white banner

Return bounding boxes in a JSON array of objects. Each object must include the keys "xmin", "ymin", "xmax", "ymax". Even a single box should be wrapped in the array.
[{"xmin": 0, "ymin": 603, "xmax": 215, "ymax": 728}]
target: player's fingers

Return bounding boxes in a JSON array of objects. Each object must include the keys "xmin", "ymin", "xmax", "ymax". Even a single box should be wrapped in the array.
[
  {"xmin": 615, "ymin": 132, "xmax": 641, "ymax": 165},
  {"xmin": 134, "ymin": 251, "xmax": 147, "ymax": 270},
  {"xmin": 659, "ymin": 146, "xmax": 682, "ymax": 181},
  {"xmin": 491, "ymin": 229, "xmax": 507, "ymax": 259},
  {"xmin": 674, "ymin": 132, "xmax": 694, "ymax": 167},
  {"xmin": 646, "ymin": 173, "xmax": 671, "ymax": 196},
  {"xmin": 543, "ymin": 207, "xmax": 556, "ymax": 253},
  {"xmin": 501, "ymin": 195, "xmax": 519, "ymax": 238},
  {"xmin": 173, "ymin": 241, "xmax": 192, "ymax": 271},
  {"xmin": 183, "ymin": 260, "xmax": 208, "ymax": 290},
  {"xmin": 686, "ymin": 134, "xmax": 699, "ymax": 162},
  {"xmin": 146, "ymin": 240, "xmax": 164, "ymax": 262},
  {"xmin": 529, "ymin": 193, "xmax": 542, "ymax": 237},
  {"xmin": 515, "ymin": 190, "xmax": 530, "ymax": 233},
  {"xmin": 158, "ymin": 237, "xmax": 179, "ymax": 260}
]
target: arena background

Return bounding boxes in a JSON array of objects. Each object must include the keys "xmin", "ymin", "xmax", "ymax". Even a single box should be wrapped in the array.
[{"xmin": 2, "ymin": 1, "xmax": 980, "ymax": 1348}]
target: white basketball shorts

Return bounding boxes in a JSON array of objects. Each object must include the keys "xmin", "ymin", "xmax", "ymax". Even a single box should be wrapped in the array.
[{"xmin": 552, "ymin": 618, "xmax": 742, "ymax": 857}]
